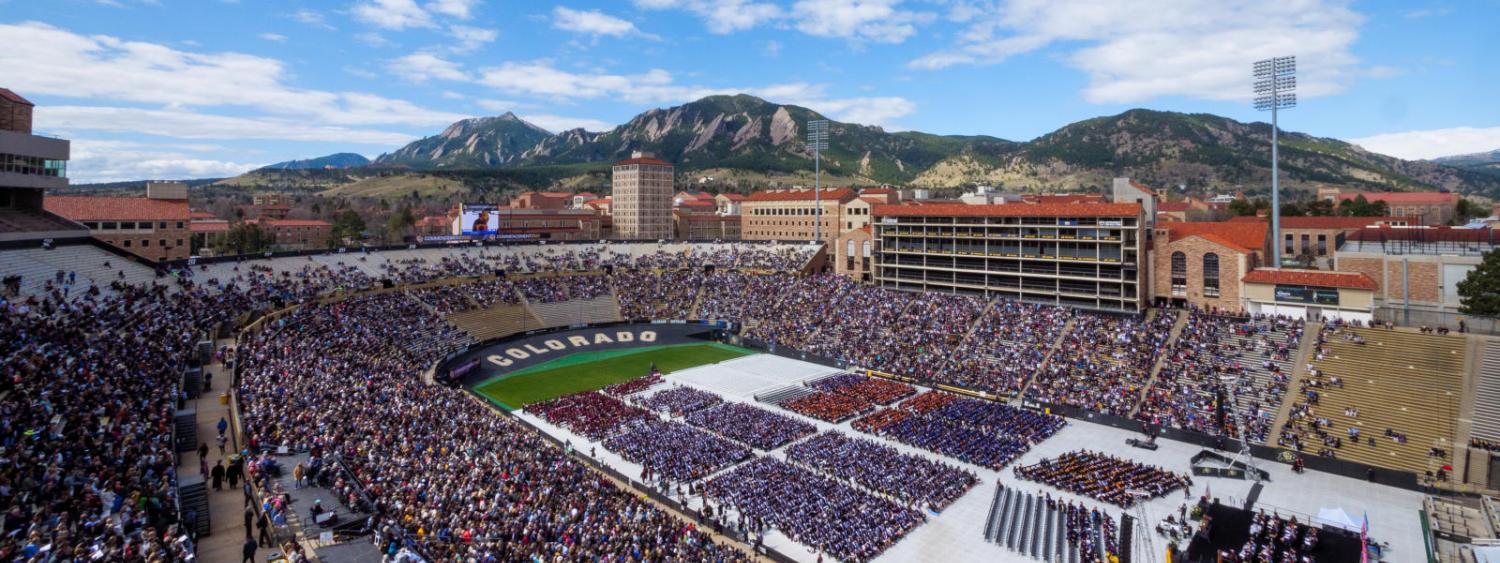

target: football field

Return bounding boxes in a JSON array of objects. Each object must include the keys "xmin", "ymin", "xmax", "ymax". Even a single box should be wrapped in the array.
[{"xmin": 472, "ymin": 342, "xmax": 752, "ymax": 410}]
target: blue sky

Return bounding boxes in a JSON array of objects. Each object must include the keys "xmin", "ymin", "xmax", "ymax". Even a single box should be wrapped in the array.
[{"xmin": 1, "ymin": 0, "xmax": 1496, "ymax": 182}]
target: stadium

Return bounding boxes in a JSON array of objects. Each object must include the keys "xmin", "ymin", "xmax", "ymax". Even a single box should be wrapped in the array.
[{"xmin": 4, "ymin": 232, "xmax": 1497, "ymax": 563}]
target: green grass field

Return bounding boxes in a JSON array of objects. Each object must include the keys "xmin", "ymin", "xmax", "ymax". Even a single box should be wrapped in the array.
[{"xmin": 472, "ymin": 342, "xmax": 752, "ymax": 410}]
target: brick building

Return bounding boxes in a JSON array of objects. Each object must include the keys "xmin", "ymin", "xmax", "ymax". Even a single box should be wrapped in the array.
[
  {"xmin": 46, "ymin": 182, "xmax": 192, "ymax": 261},
  {"xmin": 1326, "ymin": 191, "xmax": 1459, "ymax": 225},
  {"xmin": 510, "ymin": 191, "xmax": 572, "ymax": 210},
  {"xmin": 1229, "ymin": 215, "xmax": 1401, "ymax": 270},
  {"xmin": 1334, "ymin": 227, "xmax": 1496, "ymax": 317},
  {"xmin": 834, "ymin": 226, "xmax": 873, "ymax": 282},
  {"xmin": 740, "ymin": 187, "xmax": 857, "ymax": 242},
  {"xmin": 1150, "ymin": 221, "xmax": 1269, "ymax": 311},
  {"xmin": 675, "ymin": 213, "xmax": 740, "ymax": 240},
  {"xmin": 250, "ymin": 218, "xmax": 333, "ymax": 250},
  {"xmin": 611, "ymin": 152, "xmax": 674, "ymax": 240}
]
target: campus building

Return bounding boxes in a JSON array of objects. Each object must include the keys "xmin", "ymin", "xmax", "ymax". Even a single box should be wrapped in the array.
[
  {"xmin": 870, "ymin": 202, "xmax": 1147, "ymax": 312},
  {"xmin": 1319, "ymin": 187, "xmax": 1460, "ymax": 225},
  {"xmin": 1334, "ymin": 227, "xmax": 1496, "ymax": 322},
  {"xmin": 1, "ymin": 88, "xmax": 84, "ymax": 242},
  {"xmin": 46, "ymin": 182, "xmax": 193, "ymax": 261},
  {"xmin": 740, "ymin": 187, "xmax": 857, "ymax": 243},
  {"xmin": 1150, "ymin": 221, "xmax": 1269, "ymax": 311},
  {"xmin": 1240, "ymin": 268, "xmax": 1378, "ymax": 323},
  {"xmin": 611, "ymin": 152, "xmax": 674, "ymax": 240}
]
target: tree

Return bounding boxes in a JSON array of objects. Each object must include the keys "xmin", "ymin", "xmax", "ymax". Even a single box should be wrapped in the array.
[
  {"xmin": 1336, "ymin": 194, "xmax": 1390, "ymax": 217},
  {"xmin": 1457, "ymin": 249, "xmax": 1500, "ymax": 316},
  {"xmin": 1280, "ymin": 202, "xmax": 1307, "ymax": 217},
  {"xmin": 1228, "ymin": 198, "xmax": 1259, "ymax": 217},
  {"xmin": 386, "ymin": 206, "xmax": 416, "ymax": 242},
  {"xmin": 214, "ymin": 222, "xmax": 270, "ymax": 255}
]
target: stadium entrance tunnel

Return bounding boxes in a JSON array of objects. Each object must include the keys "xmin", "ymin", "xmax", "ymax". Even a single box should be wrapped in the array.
[{"xmin": 439, "ymin": 322, "xmax": 730, "ymax": 387}]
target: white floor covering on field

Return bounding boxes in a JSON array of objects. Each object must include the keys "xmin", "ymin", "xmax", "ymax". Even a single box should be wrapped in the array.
[{"xmin": 512, "ymin": 353, "xmax": 1426, "ymax": 563}]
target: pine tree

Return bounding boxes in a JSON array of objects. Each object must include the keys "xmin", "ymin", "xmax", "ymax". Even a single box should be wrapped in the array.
[{"xmin": 1457, "ymin": 249, "xmax": 1500, "ymax": 316}]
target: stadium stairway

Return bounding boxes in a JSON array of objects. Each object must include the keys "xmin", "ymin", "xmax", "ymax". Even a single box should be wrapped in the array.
[
  {"xmin": 1270, "ymin": 320, "xmax": 1323, "ymax": 439},
  {"xmin": 1012, "ymin": 318, "xmax": 1078, "ymax": 403},
  {"xmin": 1128, "ymin": 309, "xmax": 1187, "ymax": 418},
  {"xmin": 1473, "ymin": 339, "xmax": 1500, "ymax": 443}
]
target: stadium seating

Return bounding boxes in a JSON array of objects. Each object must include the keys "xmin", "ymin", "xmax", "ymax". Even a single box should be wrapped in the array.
[
  {"xmin": 1280, "ymin": 327, "xmax": 1466, "ymax": 475},
  {"xmin": 0, "ymin": 244, "xmax": 158, "ymax": 297},
  {"xmin": 1473, "ymin": 340, "xmax": 1500, "ymax": 444},
  {"xmin": 526, "ymin": 294, "xmax": 623, "ymax": 326},
  {"xmin": 445, "ymin": 302, "xmax": 546, "ymax": 342},
  {"xmin": 1136, "ymin": 313, "xmax": 1303, "ymax": 443}
]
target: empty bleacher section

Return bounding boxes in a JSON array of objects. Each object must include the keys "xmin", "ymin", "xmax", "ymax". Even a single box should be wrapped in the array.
[
  {"xmin": 445, "ymin": 303, "xmax": 546, "ymax": 342},
  {"xmin": 526, "ymin": 295, "xmax": 623, "ymax": 327},
  {"xmin": 1474, "ymin": 340, "xmax": 1500, "ymax": 444},
  {"xmin": 0, "ymin": 243, "xmax": 157, "ymax": 297},
  {"xmin": 985, "ymin": 484, "xmax": 1123, "ymax": 562},
  {"xmin": 1278, "ymin": 326, "xmax": 1467, "ymax": 475}
]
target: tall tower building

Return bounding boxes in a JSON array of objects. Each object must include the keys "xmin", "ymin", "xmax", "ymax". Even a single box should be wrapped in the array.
[{"xmin": 611, "ymin": 151, "xmax": 674, "ymax": 240}]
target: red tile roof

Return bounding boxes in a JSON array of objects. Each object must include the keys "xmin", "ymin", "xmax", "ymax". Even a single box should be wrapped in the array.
[
  {"xmin": 745, "ymin": 188, "xmax": 857, "ymax": 202},
  {"xmin": 189, "ymin": 221, "xmax": 230, "ymax": 233},
  {"xmin": 1242, "ymin": 269, "xmax": 1378, "ymax": 290},
  {"xmin": 873, "ymin": 202, "xmax": 1141, "ymax": 218},
  {"xmin": 1157, "ymin": 202, "xmax": 1193, "ymax": 212},
  {"xmin": 1336, "ymin": 192, "xmax": 1457, "ymax": 204},
  {"xmin": 861, "ymin": 187, "xmax": 897, "ymax": 195},
  {"xmin": 189, "ymin": 211, "xmax": 217, "ymax": 219},
  {"xmin": 46, "ymin": 196, "xmax": 190, "ymax": 222},
  {"xmin": 615, "ymin": 156, "xmax": 672, "ymax": 166},
  {"xmin": 254, "ymin": 218, "xmax": 332, "ymax": 227},
  {"xmin": 717, "ymin": 193, "xmax": 747, "ymax": 201},
  {"xmin": 1159, "ymin": 221, "xmax": 1267, "ymax": 252},
  {"xmin": 1186, "ymin": 233, "xmax": 1256, "ymax": 253},
  {"xmin": 1035, "ymin": 194, "xmax": 1106, "ymax": 204},
  {"xmin": 0, "ymin": 88, "xmax": 33, "ymax": 106}
]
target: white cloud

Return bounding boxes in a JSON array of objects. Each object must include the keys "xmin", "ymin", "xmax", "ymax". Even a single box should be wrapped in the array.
[
  {"xmin": 259, "ymin": 32, "xmax": 287, "ymax": 42},
  {"xmin": 762, "ymin": 40, "xmax": 782, "ymax": 57},
  {"xmin": 40, "ymin": 106, "xmax": 417, "ymax": 145},
  {"xmin": 552, "ymin": 7, "xmax": 659, "ymax": 40},
  {"xmin": 441, "ymin": 90, "xmax": 466, "ymax": 99},
  {"xmin": 519, "ymin": 114, "xmax": 616, "ymax": 132},
  {"xmin": 910, "ymin": 0, "xmax": 1365, "ymax": 105},
  {"xmin": 354, "ymin": 32, "xmax": 396, "ymax": 48},
  {"xmin": 426, "ymin": 0, "xmax": 479, "ymax": 19},
  {"xmin": 388, "ymin": 52, "xmax": 468, "ymax": 82},
  {"xmin": 446, "ymin": 24, "xmax": 497, "ymax": 53},
  {"xmin": 790, "ymin": 0, "xmax": 930, "ymax": 44},
  {"xmin": 290, "ymin": 9, "xmax": 335, "ymax": 30},
  {"xmin": 1349, "ymin": 126, "xmax": 1500, "ymax": 161},
  {"xmin": 633, "ymin": 0, "xmax": 782, "ymax": 34},
  {"xmin": 69, "ymin": 139, "xmax": 261, "ymax": 183},
  {"xmin": 351, "ymin": 0, "xmax": 435, "ymax": 30},
  {"xmin": 0, "ymin": 22, "xmax": 464, "ymax": 128}
]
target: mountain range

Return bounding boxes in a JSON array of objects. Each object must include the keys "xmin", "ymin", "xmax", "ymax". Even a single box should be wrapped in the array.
[
  {"xmin": 260, "ymin": 152, "xmax": 370, "ymax": 170},
  {"xmin": 229, "ymin": 94, "xmax": 1500, "ymax": 199}
]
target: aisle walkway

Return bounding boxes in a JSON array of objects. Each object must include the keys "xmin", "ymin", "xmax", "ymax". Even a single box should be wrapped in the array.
[{"xmin": 183, "ymin": 347, "xmax": 257, "ymax": 562}]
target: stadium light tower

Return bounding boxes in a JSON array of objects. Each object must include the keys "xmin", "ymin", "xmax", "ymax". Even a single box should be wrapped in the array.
[
  {"xmin": 807, "ymin": 119, "xmax": 830, "ymax": 242},
  {"xmin": 1254, "ymin": 56, "xmax": 1296, "ymax": 268}
]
